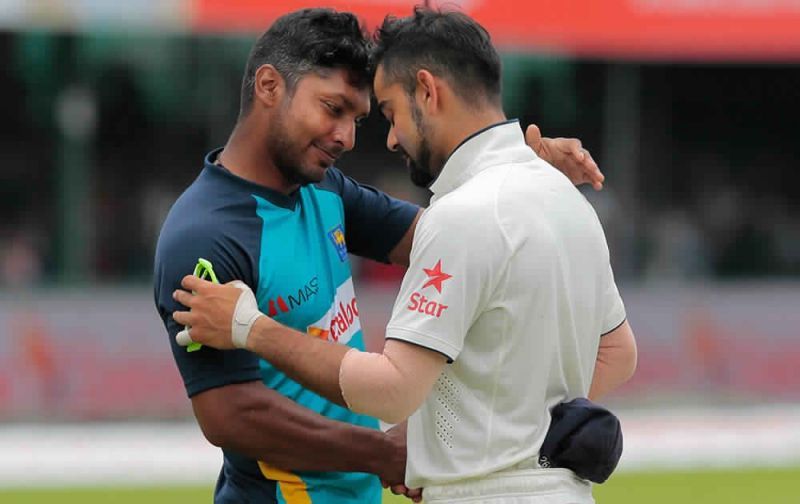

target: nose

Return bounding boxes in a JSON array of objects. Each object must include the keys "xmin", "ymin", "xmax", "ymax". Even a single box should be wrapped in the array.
[
  {"xmin": 332, "ymin": 121, "xmax": 356, "ymax": 152},
  {"xmin": 386, "ymin": 125, "xmax": 399, "ymax": 152}
]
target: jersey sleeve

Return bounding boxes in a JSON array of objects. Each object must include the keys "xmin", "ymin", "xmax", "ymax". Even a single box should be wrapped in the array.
[
  {"xmin": 600, "ymin": 261, "xmax": 626, "ymax": 335},
  {"xmin": 323, "ymin": 167, "xmax": 419, "ymax": 263},
  {"xmin": 384, "ymin": 202, "xmax": 509, "ymax": 361},
  {"xmin": 153, "ymin": 215, "xmax": 262, "ymax": 397}
]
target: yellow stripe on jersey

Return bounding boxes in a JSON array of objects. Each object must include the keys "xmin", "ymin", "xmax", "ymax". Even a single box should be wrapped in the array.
[{"xmin": 258, "ymin": 461, "xmax": 312, "ymax": 504}]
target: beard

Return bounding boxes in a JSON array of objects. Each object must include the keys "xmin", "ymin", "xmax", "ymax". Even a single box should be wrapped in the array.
[
  {"xmin": 406, "ymin": 100, "xmax": 436, "ymax": 188},
  {"xmin": 406, "ymin": 139, "xmax": 434, "ymax": 188},
  {"xmin": 267, "ymin": 105, "xmax": 325, "ymax": 187}
]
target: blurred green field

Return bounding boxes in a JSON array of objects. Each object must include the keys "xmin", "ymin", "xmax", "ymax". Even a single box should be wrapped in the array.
[{"xmin": 1, "ymin": 467, "xmax": 797, "ymax": 503}]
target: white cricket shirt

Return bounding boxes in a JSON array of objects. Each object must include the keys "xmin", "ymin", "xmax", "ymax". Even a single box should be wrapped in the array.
[{"xmin": 384, "ymin": 120, "xmax": 626, "ymax": 488}]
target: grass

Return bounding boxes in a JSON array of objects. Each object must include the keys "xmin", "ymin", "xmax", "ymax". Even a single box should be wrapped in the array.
[
  {"xmin": 1, "ymin": 467, "xmax": 797, "ymax": 503},
  {"xmin": 593, "ymin": 467, "xmax": 799, "ymax": 504}
]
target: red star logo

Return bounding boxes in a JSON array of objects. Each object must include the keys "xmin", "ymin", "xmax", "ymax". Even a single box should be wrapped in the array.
[{"xmin": 422, "ymin": 260, "xmax": 452, "ymax": 293}]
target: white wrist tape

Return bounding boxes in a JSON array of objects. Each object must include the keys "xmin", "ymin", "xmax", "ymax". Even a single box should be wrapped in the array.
[{"xmin": 230, "ymin": 280, "xmax": 264, "ymax": 349}]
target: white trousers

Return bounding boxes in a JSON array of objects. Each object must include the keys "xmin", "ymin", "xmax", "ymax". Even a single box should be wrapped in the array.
[{"xmin": 422, "ymin": 468, "xmax": 594, "ymax": 504}]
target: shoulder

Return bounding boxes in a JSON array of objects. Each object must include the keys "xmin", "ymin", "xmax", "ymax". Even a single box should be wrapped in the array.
[
  {"xmin": 154, "ymin": 171, "xmax": 261, "ymax": 291},
  {"xmin": 156, "ymin": 181, "xmax": 223, "ymax": 261},
  {"xmin": 429, "ymin": 164, "xmax": 511, "ymax": 222},
  {"xmin": 419, "ymin": 182, "xmax": 506, "ymax": 250},
  {"xmin": 314, "ymin": 165, "xmax": 348, "ymax": 195}
]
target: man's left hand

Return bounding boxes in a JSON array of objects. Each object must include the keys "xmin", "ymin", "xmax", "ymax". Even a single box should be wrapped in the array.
[
  {"xmin": 526, "ymin": 124, "xmax": 604, "ymax": 191},
  {"xmin": 381, "ymin": 422, "xmax": 422, "ymax": 503}
]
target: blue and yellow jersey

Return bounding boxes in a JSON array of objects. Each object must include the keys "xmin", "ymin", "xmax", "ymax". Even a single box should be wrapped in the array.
[{"xmin": 154, "ymin": 149, "xmax": 418, "ymax": 503}]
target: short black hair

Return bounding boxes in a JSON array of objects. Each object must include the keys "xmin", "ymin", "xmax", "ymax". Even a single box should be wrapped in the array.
[
  {"xmin": 373, "ymin": 6, "xmax": 502, "ymax": 106},
  {"xmin": 239, "ymin": 8, "xmax": 372, "ymax": 116}
]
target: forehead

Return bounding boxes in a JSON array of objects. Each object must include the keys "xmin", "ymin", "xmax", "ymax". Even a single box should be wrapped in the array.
[
  {"xmin": 373, "ymin": 65, "xmax": 400, "ymax": 100},
  {"xmin": 295, "ymin": 68, "xmax": 370, "ymax": 112}
]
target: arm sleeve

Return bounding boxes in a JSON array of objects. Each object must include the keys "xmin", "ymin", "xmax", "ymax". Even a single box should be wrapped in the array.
[
  {"xmin": 600, "ymin": 261, "xmax": 626, "ymax": 336},
  {"xmin": 153, "ymin": 219, "xmax": 261, "ymax": 397},
  {"xmin": 323, "ymin": 167, "xmax": 419, "ymax": 263},
  {"xmin": 338, "ymin": 339, "xmax": 448, "ymax": 424},
  {"xmin": 384, "ymin": 202, "xmax": 509, "ymax": 361}
]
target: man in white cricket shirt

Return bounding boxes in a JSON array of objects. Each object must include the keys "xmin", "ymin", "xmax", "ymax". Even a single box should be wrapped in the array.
[{"xmin": 173, "ymin": 7, "xmax": 638, "ymax": 503}]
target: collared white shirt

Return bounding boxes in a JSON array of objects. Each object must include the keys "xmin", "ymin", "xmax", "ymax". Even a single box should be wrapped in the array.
[{"xmin": 384, "ymin": 120, "xmax": 626, "ymax": 488}]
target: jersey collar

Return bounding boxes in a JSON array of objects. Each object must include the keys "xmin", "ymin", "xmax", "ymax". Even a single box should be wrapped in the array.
[
  {"xmin": 203, "ymin": 148, "xmax": 300, "ymax": 210},
  {"xmin": 429, "ymin": 119, "xmax": 532, "ymax": 200}
]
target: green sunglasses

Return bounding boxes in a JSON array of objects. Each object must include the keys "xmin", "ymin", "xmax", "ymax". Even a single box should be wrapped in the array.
[{"xmin": 186, "ymin": 258, "xmax": 219, "ymax": 352}]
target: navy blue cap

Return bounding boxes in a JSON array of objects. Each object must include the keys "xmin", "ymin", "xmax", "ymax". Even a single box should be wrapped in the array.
[{"xmin": 538, "ymin": 398, "xmax": 623, "ymax": 484}]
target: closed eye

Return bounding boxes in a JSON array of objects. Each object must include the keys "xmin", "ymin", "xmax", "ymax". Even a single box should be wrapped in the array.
[{"xmin": 324, "ymin": 101, "xmax": 343, "ymax": 116}]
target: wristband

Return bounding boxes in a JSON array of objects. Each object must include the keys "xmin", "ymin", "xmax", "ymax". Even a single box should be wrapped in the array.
[{"xmin": 230, "ymin": 280, "xmax": 264, "ymax": 349}]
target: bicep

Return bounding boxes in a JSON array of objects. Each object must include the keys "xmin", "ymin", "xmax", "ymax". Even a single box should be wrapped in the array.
[{"xmin": 154, "ymin": 227, "xmax": 261, "ymax": 396}]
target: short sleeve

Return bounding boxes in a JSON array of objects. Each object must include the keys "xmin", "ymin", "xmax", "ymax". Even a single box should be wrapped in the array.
[
  {"xmin": 321, "ymin": 167, "xmax": 419, "ymax": 263},
  {"xmin": 384, "ymin": 203, "xmax": 508, "ymax": 361},
  {"xmin": 600, "ymin": 262, "xmax": 626, "ymax": 335},
  {"xmin": 153, "ymin": 213, "xmax": 262, "ymax": 397}
]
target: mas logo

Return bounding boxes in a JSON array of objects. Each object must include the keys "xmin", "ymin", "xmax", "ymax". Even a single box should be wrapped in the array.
[
  {"xmin": 328, "ymin": 224, "xmax": 348, "ymax": 262},
  {"xmin": 265, "ymin": 277, "xmax": 319, "ymax": 316}
]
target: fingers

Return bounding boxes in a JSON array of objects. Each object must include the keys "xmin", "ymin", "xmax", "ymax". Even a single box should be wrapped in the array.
[
  {"xmin": 383, "ymin": 478, "xmax": 422, "ymax": 501},
  {"xmin": 180, "ymin": 274, "xmax": 215, "ymax": 293},
  {"xmin": 561, "ymin": 140, "xmax": 604, "ymax": 191},
  {"xmin": 524, "ymin": 124, "xmax": 543, "ymax": 153},
  {"xmin": 172, "ymin": 288, "xmax": 195, "ymax": 308},
  {"xmin": 172, "ymin": 310, "xmax": 194, "ymax": 327},
  {"xmin": 390, "ymin": 484, "xmax": 408, "ymax": 496},
  {"xmin": 581, "ymin": 149, "xmax": 604, "ymax": 190},
  {"xmin": 406, "ymin": 487, "xmax": 423, "ymax": 502},
  {"xmin": 175, "ymin": 327, "xmax": 193, "ymax": 347}
]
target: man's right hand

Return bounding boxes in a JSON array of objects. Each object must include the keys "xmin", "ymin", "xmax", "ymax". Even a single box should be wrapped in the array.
[{"xmin": 380, "ymin": 422, "xmax": 422, "ymax": 502}]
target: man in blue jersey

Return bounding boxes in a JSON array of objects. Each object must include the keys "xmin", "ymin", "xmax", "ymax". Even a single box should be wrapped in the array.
[{"xmin": 155, "ymin": 8, "xmax": 604, "ymax": 504}]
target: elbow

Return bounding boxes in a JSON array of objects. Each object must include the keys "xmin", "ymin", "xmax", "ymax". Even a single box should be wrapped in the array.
[
  {"xmin": 191, "ymin": 392, "xmax": 241, "ymax": 450},
  {"xmin": 195, "ymin": 409, "xmax": 231, "ymax": 448},
  {"xmin": 202, "ymin": 426, "xmax": 226, "ymax": 449},
  {"xmin": 350, "ymin": 397, "xmax": 414, "ymax": 425},
  {"xmin": 377, "ymin": 408, "xmax": 412, "ymax": 426}
]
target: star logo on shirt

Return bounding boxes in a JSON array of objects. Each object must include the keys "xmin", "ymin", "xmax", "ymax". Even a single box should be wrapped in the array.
[{"xmin": 422, "ymin": 260, "xmax": 452, "ymax": 293}]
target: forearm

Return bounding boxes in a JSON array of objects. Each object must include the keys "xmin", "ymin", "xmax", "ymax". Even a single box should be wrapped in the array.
[
  {"xmin": 245, "ymin": 316, "xmax": 445, "ymax": 425},
  {"xmin": 245, "ymin": 317, "xmax": 349, "ymax": 407},
  {"xmin": 193, "ymin": 381, "xmax": 391, "ymax": 474},
  {"xmin": 340, "ymin": 340, "xmax": 446, "ymax": 424}
]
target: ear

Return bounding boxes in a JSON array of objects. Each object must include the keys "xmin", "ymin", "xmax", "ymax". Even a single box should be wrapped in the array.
[
  {"xmin": 415, "ymin": 69, "xmax": 440, "ymax": 114},
  {"xmin": 253, "ymin": 64, "xmax": 284, "ymax": 108}
]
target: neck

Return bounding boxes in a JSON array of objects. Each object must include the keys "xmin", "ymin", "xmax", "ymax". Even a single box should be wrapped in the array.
[
  {"xmin": 439, "ymin": 106, "xmax": 507, "ymax": 164},
  {"xmin": 217, "ymin": 116, "xmax": 298, "ymax": 195}
]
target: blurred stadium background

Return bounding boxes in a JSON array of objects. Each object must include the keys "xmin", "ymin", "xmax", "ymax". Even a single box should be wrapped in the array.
[{"xmin": 1, "ymin": 0, "xmax": 799, "ymax": 502}]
